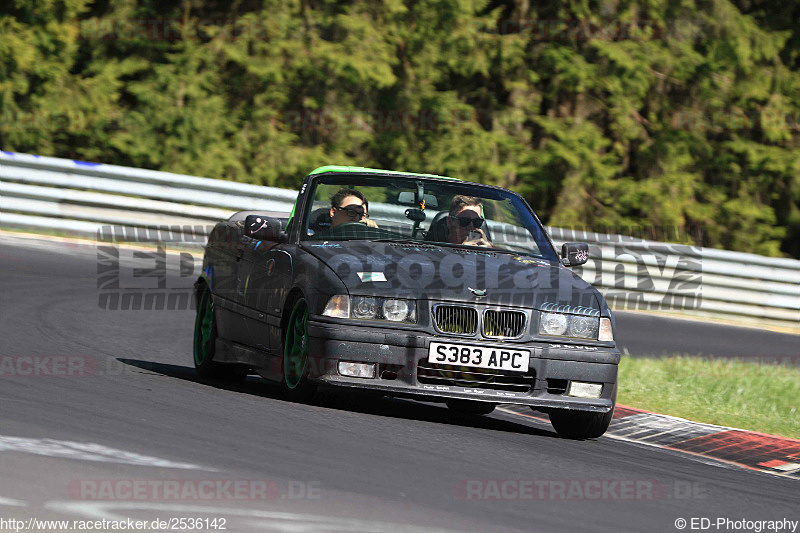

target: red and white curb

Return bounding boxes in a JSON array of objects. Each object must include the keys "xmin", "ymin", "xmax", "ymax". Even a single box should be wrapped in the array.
[{"xmin": 501, "ymin": 404, "xmax": 800, "ymax": 478}]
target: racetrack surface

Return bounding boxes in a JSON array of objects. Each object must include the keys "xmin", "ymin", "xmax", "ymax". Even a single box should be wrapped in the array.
[
  {"xmin": 614, "ymin": 311, "xmax": 799, "ymax": 358},
  {"xmin": 1, "ymin": 234, "xmax": 797, "ymax": 532}
]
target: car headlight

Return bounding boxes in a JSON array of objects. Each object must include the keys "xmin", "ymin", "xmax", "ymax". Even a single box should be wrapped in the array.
[
  {"xmin": 352, "ymin": 296, "xmax": 380, "ymax": 319},
  {"xmin": 539, "ymin": 312, "xmax": 605, "ymax": 340},
  {"xmin": 322, "ymin": 295, "xmax": 416, "ymax": 323},
  {"xmin": 382, "ymin": 299, "xmax": 411, "ymax": 322},
  {"xmin": 569, "ymin": 315, "xmax": 599, "ymax": 339},
  {"xmin": 539, "ymin": 312, "xmax": 568, "ymax": 336}
]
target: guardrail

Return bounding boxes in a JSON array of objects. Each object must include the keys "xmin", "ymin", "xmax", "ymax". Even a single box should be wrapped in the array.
[{"xmin": 1, "ymin": 150, "xmax": 798, "ymax": 330}]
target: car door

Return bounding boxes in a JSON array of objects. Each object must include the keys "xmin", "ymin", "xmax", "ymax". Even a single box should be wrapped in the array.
[
  {"xmin": 205, "ymin": 222, "xmax": 251, "ymax": 345},
  {"xmin": 237, "ymin": 240, "xmax": 292, "ymax": 353}
]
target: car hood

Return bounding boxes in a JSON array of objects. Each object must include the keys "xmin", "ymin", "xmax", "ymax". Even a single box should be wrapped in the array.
[{"xmin": 302, "ymin": 241, "xmax": 602, "ymax": 311}]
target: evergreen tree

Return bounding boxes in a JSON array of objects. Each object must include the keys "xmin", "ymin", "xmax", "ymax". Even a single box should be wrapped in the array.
[{"xmin": 1, "ymin": 0, "xmax": 798, "ymax": 257}]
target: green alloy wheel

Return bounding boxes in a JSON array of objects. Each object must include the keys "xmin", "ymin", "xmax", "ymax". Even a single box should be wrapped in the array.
[
  {"xmin": 283, "ymin": 296, "xmax": 318, "ymax": 401},
  {"xmin": 193, "ymin": 284, "xmax": 247, "ymax": 382},
  {"xmin": 193, "ymin": 286, "xmax": 216, "ymax": 374}
]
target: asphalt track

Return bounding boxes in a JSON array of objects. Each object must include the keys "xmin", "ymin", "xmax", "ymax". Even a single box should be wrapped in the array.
[
  {"xmin": 613, "ymin": 312, "xmax": 799, "ymax": 358},
  {"xmin": 0, "ymin": 234, "xmax": 797, "ymax": 532}
]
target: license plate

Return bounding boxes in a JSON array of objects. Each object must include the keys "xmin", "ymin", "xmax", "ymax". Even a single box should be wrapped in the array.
[{"xmin": 428, "ymin": 342, "xmax": 530, "ymax": 372}]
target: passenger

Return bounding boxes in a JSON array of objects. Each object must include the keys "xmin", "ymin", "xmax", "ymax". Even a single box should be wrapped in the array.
[
  {"xmin": 446, "ymin": 195, "xmax": 491, "ymax": 246},
  {"xmin": 329, "ymin": 188, "xmax": 378, "ymax": 228}
]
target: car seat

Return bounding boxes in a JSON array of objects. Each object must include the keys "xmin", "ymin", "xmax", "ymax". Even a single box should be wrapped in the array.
[
  {"xmin": 307, "ymin": 207, "xmax": 333, "ymax": 235},
  {"xmin": 424, "ymin": 211, "xmax": 450, "ymax": 242}
]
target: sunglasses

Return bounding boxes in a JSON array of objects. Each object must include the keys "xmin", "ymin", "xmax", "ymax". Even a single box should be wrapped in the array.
[
  {"xmin": 451, "ymin": 215, "xmax": 484, "ymax": 228},
  {"xmin": 336, "ymin": 205, "xmax": 367, "ymax": 219}
]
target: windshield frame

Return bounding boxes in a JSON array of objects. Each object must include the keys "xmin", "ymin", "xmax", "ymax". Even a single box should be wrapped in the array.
[{"xmin": 297, "ymin": 172, "xmax": 560, "ymax": 262}]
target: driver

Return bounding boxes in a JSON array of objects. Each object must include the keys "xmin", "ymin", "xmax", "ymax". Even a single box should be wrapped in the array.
[
  {"xmin": 330, "ymin": 188, "xmax": 378, "ymax": 228},
  {"xmin": 446, "ymin": 195, "xmax": 491, "ymax": 247}
]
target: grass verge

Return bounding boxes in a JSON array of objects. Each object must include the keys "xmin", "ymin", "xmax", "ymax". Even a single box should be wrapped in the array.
[{"xmin": 617, "ymin": 356, "xmax": 800, "ymax": 439}]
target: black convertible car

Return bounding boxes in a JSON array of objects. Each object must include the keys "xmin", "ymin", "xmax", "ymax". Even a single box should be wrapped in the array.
[{"xmin": 194, "ymin": 166, "xmax": 620, "ymax": 438}]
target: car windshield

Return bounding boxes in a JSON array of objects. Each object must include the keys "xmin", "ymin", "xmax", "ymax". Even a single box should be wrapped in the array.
[{"xmin": 301, "ymin": 174, "xmax": 558, "ymax": 262}]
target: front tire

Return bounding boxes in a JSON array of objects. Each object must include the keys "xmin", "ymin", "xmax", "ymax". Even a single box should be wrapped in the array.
[
  {"xmin": 446, "ymin": 399, "xmax": 497, "ymax": 416},
  {"xmin": 282, "ymin": 296, "xmax": 318, "ymax": 402},
  {"xmin": 548, "ymin": 406, "xmax": 614, "ymax": 439}
]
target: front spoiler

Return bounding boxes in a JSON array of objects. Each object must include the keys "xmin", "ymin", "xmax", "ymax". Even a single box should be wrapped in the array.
[{"xmin": 306, "ymin": 319, "xmax": 619, "ymax": 414}]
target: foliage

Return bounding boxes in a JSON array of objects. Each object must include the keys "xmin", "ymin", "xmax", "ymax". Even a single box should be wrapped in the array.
[
  {"xmin": 1, "ymin": 0, "xmax": 799, "ymax": 257},
  {"xmin": 618, "ymin": 355, "xmax": 800, "ymax": 439}
]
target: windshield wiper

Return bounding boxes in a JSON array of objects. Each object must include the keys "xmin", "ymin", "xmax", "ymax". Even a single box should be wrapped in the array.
[
  {"xmin": 369, "ymin": 239, "xmax": 438, "ymax": 246},
  {"xmin": 350, "ymin": 238, "xmax": 552, "ymax": 261}
]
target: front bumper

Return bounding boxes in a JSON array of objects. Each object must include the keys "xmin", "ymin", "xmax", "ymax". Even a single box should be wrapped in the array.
[{"xmin": 306, "ymin": 318, "xmax": 619, "ymax": 413}]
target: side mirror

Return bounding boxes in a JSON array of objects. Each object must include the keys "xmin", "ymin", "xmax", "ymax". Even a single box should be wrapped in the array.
[
  {"xmin": 561, "ymin": 242, "xmax": 589, "ymax": 266},
  {"xmin": 244, "ymin": 215, "xmax": 283, "ymax": 242}
]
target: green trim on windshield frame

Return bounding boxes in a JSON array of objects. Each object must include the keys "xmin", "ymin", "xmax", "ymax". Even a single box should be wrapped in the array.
[
  {"xmin": 309, "ymin": 165, "xmax": 461, "ymax": 180},
  {"xmin": 285, "ymin": 194, "xmax": 299, "ymax": 227}
]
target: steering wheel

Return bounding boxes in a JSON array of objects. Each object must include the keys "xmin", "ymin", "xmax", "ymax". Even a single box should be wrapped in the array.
[
  {"xmin": 322, "ymin": 221, "xmax": 369, "ymax": 238},
  {"xmin": 321, "ymin": 221, "xmax": 388, "ymax": 241},
  {"xmin": 335, "ymin": 221, "xmax": 368, "ymax": 228}
]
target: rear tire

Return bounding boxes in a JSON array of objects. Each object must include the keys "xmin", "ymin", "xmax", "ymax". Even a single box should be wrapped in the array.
[
  {"xmin": 193, "ymin": 284, "xmax": 247, "ymax": 382},
  {"xmin": 446, "ymin": 399, "xmax": 496, "ymax": 416},
  {"xmin": 548, "ymin": 405, "xmax": 614, "ymax": 439}
]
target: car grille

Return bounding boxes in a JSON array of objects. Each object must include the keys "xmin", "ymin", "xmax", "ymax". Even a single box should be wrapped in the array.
[
  {"xmin": 433, "ymin": 305, "xmax": 478, "ymax": 335},
  {"xmin": 417, "ymin": 361, "xmax": 535, "ymax": 393},
  {"xmin": 483, "ymin": 309, "xmax": 527, "ymax": 338}
]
